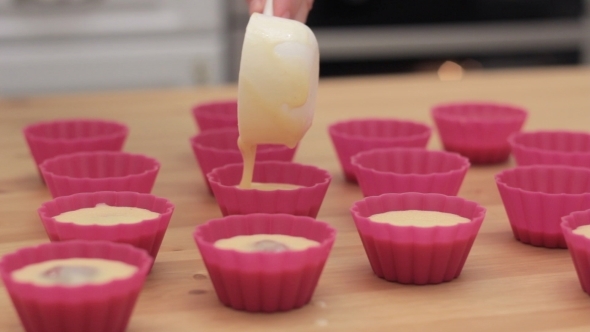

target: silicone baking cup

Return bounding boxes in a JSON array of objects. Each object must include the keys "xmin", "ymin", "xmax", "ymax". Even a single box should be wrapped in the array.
[
  {"xmin": 496, "ymin": 165, "xmax": 590, "ymax": 248},
  {"xmin": 190, "ymin": 128, "xmax": 297, "ymax": 192},
  {"xmin": 509, "ymin": 130, "xmax": 590, "ymax": 168},
  {"xmin": 24, "ymin": 119, "xmax": 128, "ymax": 172},
  {"xmin": 207, "ymin": 161, "xmax": 331, "ymax": 217},
  {"xmin": 431, "ymin": 102, "xmax": 527, "ymax": 164},
  {"xmin": 38, "ymin": 191, "xmax": 174, "ymax": 260},
  {"xmin": 0, "ymin": 240, "xmax": 152, "ymax": 332},
  {"xmin": 350, "ymin": 192, "xmax": 486, "ymax": 285},
  {"xmin": 351, "ymin": 147, "xmax": 469, "ymax": 197},
  {"xmin": 328, "ymin": 118, "xmax": 431, "ymax": 182},
  {"xmin": 40, "ymin": 151, "xmax": 160, "ymax": 198},
  {"xmin": 191, "ymin": 99, "xmax": 238, "ymax": 131},
  {"xmin": 561, "ymin": 209, "xmax": 590, "ymax": 294},
  {"xmin": 193, "ymin": 213, "xmax": 336, "ymax": 312}
]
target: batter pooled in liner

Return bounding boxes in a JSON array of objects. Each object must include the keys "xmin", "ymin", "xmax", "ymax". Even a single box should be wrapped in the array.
[
  {"xmin": 368, "ymin": 210, "xmax": 470, "ymax": 227},
  {"xmin": 11, "ymin": 258, "xmax": 137, "ymax": 287},
  {"xmin": 54, "ymin": 203, "xmax": 159, "ymax": 226},
  {"xmin": 214, "ymin": 234, "xmax": 319, "ymax": 253}
]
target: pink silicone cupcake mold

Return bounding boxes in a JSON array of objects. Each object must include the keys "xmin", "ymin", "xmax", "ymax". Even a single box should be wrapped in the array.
[
  {"xmin": 40, "ymin": 151, "xmax": 160, "ymax": 198},
  {"xmin": 431, "ymin": 102, "xmax": 528, "ymax": 164},
  {"xmin": 495, "ymin": 165, "xmax": 590, "ymax": 248},
  {"xmin": 191, "ymin": 99, "xmax": 238, "ymax": 131},
  {"xmin": 207, "ymin": 161, "xmax": 331, "ymax": 217},
  {"xmin": 38, "ymin": 191, "xmax": 174, "ymax": 260},
  {"xmin": 351, "ymin": 147, "xmax": 470, "ymax": 197},
  {"xmin": 509, "ymin": 130, "xmax": 590, "ymax": 168},
  {"xmin": 193, "ymin": 213, "xmax": 336, "ymax": 312},
  {"xmin": 0, "ymin": 240, "xmax": 152, "ymax": 332},
  {"xmin": 24, "ymin": 119, "xmax": 128, "ymax": 172},
  {"xmin": 190, "ymin": 128, "xmax": 297, "ymax": 192},
  {"xmin": 350, "ymin": 192, "xmax": 486, "ymax": 285},
  {"xmin": 328, "ymin": 118, "xmax": 431, "ymax": 182},
  {"xmin": 561, "ymin": 209, "xmax": 590, "ymax": 294}
]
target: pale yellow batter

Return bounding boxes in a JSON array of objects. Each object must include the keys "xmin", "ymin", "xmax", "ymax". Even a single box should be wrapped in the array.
[
  {"xmin": 11, "ymin": 258, "xmax": 137, "ymax": 287},
  {"xmin": 237, "ymin": 13, "xmax": 319, "ymax": 188},
  {"xmin": 573, "ymin": 225, "xmax": 590, "ymax": 239},
  {"xmin": 54, "ymin": 203, "xmax": 159, "ymax": 226},
  {"xmin": 237, "ymin": 182, "xmax": 302, "ymax": 191},
  {"xmin": 368, "ymin": 210, "xmax": 470, "ymax": 227},
  {"xmin": 214, "ymin": 234, "xmax": 319, "ymax": 253}
]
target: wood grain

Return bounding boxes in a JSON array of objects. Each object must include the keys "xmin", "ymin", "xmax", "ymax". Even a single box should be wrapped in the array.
[{"xmin": 1, "ymin": 66, "xmax": 590, "ymax": 331}]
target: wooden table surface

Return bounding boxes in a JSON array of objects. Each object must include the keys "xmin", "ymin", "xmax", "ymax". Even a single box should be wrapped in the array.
[{"xmin": 1, "ymin": 66, "xmax": 590, "ymax": 331}]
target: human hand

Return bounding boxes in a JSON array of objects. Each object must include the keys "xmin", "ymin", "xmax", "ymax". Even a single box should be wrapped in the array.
[{"xmin": 246, "ymin": 0, "xmax": 314, "ymax": 23}]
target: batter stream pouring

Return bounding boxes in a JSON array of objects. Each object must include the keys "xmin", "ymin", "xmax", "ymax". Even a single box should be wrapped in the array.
[{"xmin": 237, "ymin": 0, "xmax": 319, "ymax": 188}]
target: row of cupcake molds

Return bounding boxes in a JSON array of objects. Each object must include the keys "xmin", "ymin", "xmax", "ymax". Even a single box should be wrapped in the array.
[
  {"xmin": 23, "ymin": 118, "xmax": 165, "ymax": 198},
  {"xmin": 188, "ymin": 112, "xmax": 485, "ymax": 307},
  {"xmin": 191, "ymin": 101, "xmax": 590, "ymax": 296},
  {"xmin": 189, "ymin": 101, "xmax": 590, "ymax": 256},
  {"xmin": 12, "ymin": 187, "xmax": 590, "ymax": 324},
  {"xmin": 197, "ymin": 154, "xmax": 590, "ymax": 257},
  {"xmin": 26, "ymin": 103, "xmax": 590, "ymax": 201},
  {"xmin": 13, "ymin": 102, "xmax": 583, "ymax": 330},
  {"xmin": 0, "ymin": 213, "xmax": 336, "ymax": 330},
  {"xmin": 5, "ymin": 191, "xmax": 489, "ymax": 326},
  {"xmin": 18, "ymin": 120, "xmax": 172, "ymax": 331},
  {"xmin": 196, "ymin": 100, "xmax": 590, "ymax": 170}
]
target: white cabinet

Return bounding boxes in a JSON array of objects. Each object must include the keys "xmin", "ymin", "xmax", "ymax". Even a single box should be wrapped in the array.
[{"xmin": 0, "ymin": 0, "xmax": 227, "ymax": 95}]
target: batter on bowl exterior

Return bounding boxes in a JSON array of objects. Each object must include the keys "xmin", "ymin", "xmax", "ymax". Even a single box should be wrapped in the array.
[
  {"xmin": 11, "ymin": 258, "xmax": 137, "ymax": 287},
  {"xmin": 214, "ymin": 234, "xmax": 319, "ymax": 253},
  {"xmin": 369, "ymin": 210, "xmax": 470, "ymax": 227},
  {"xmin": 237, "ymin": 12, "xmax": 319, "ymax": 188},
  {"xmin": 54, "ymin": 203, "xmax": 159, "ymax": 226}
]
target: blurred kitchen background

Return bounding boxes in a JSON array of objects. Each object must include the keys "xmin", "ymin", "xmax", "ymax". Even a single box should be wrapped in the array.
[{"xmin": 0, "ymin": 0, "xmax": 588, "ymax": 96}]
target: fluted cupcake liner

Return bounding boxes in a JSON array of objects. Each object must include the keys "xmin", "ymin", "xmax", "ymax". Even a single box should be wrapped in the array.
[
  {"xmin": 328, "ymin": 118, "xmax": 431, "ymax": 182},
  {"xmin": 509, "ymin": 130, "xmax": 590, "ymax": 168},
  {"xmin": 189, "ymin": 128, "xmax": 297, "ymax": 193},
  {"xmin": 191, "ymin": 99, "xmax": 238, "ymax": 132},
  {"xmin": 431, "ymin": 102, "xmax": 527, "ymax": 164},
  {"xmin": 24, "ymin": 119, "xmax": 128, "ymax": 174},
  {"xmin": 193, "ymin": 213, "xmax": 336, "ymax": 312},
  {"xmin": 38, "ymin": 191, "xmax": 174, "ymax": 260},
  {"xmin": 40, "ymin": 151, "xmax": 160, "ymax": 198},
  {"xmin": 207, "ymin": 161, "xmax": 331, "ymax": 217},
  {"xmin": 351, "ymin": 147, "xmax": 469, "ymax": 197},
  {"xmin": 0, "ymin": 240, "xmax": 152, "ymax": 332},
  {"xmin": 561, "ymin": 209, "xmax": 590, "ymax": 294},
  {"xmin": 495, "ymin": 165, "xmax": 590, "ymax": 248},
  {"xmin": 350, "ymin": 192, "xmax": 486, "ymax": 285}
]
